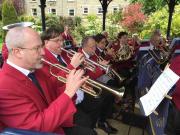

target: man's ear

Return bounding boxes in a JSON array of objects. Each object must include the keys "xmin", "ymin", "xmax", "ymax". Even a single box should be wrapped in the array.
[{"xmin": 12, "ymin": 48, "xmax": 24, "ymax": 58}]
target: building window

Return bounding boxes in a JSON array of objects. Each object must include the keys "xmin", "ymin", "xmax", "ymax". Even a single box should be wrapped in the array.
[
  {"xmin": 49, "ymin": 8, "xmax": 56, "ymax": 15},
  {"xmin": 83, "ymin": 7, "xmax": 88, "ymax": 14},
  {"xmin": 31, "ymin": 8, "xmax": 37, "ymax": 16},
  {"xmin": 69, "ymin": 9, "xmax": 75, "ymax": 16},
  {"xmin": 97, "ymin": 7, "xmax": 103, "ymax": 14},
  {"xmin": 113, "ymin": 7, "xmax": 118, "ymax": 13}
]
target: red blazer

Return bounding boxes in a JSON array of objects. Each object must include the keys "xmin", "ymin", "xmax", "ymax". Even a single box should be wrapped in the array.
[
  {"xmin": 2, "ymin": 43, "xmax": 8, "ymax": 62},
  {"xmin": 0, "ymin": 63, "xmax": 76, "ymax": 134},
  {"xmin": 78, "ymin": 48, "xmax": 105, "ymax": 80},
  {"xmin": 41, "ymin": 48, "xmax": 75, "ymax": 94},
  {"xmin": 41, "ymin": 48, "xmax": 77, "ymax": 103},
  {"xmin": 170, "ymin": 56, "xmax": 180, "ymax": 111},
  {"xmin": 111, "ymin": 40, "xmax": 121, "ymax": 52},
  {"xmin": 61, "ymin": 32, "xmax": 73, "ymax": 41},
  {"xmin": 61, "ymin": 32, "xmax": 76, "ymax": 47}
]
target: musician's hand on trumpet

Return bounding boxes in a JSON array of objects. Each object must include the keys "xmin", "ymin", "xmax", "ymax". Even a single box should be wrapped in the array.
[
  {"xmin": 70, "ymin": 52, "xmax": 84, "ymax": 68},
  {"xmin": 65, "ymin": 69, "xmax": 89, "ymax": 98},
  {"xmin": 106, "ymin": 48, "xmax": 115, "ymax": 56}
]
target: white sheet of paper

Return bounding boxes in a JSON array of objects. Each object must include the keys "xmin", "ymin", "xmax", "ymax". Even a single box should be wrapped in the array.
[{"xmin": 140, "ymin": 67, "xmax": 180, "ymax": 116}]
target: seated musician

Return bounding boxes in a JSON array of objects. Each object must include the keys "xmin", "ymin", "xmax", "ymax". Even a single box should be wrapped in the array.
[
  {"xmin": 61, "ymin": 25, "xmax": 76, "ymax": 50},
  {"xmin": 94, "ymin": 34, "xmax": 121, "ymax": 86},
  {"xmin": 0, "ymin": 27, "xmax": 96, "ymax": 135},
  {"xmin": 41, "ymin": 27, "xmax": 97, "ymax": 134},
  {"xmin": 77, "ymin": 36, "xmax": 118, "ymax": 134},
  {"xmin": 41, "ymin": 27, "xmax": 84, "ymax": 88}
]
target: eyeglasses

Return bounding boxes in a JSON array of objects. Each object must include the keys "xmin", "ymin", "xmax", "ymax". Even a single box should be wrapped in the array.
[{"xmin": 18, "ymin": 45, "xmax": 44, "ymax": 52}]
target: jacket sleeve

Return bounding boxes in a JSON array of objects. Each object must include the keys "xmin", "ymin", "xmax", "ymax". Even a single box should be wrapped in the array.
[{"xmin": 0, "ymin": 89, "xmax": 76, "ymax": 132}]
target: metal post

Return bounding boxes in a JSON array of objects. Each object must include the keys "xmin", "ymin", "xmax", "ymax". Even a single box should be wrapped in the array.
[{"xmin": 39, "ymin": 0, "xmax": 46, "ymax": 32}]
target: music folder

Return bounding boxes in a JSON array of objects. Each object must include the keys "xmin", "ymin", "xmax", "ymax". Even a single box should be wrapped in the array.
[{"xmin": 139, "ymin": 67, "xmax": 180, "ymax": 116}]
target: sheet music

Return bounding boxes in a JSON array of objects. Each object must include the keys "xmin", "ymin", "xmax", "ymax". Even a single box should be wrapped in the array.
[{"xmin": 140, "ymin": 67, "xmax": 180, "ymax": 116}]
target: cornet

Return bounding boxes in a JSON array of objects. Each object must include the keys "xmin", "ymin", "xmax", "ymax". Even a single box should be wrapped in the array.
[
  {"xmin": 42, "ymin": 58, "xmax": 124, "ymax": 98},
  {"xmin": 62, "ymin": 48, "xmax": 124, "ymax": 81},
  {"xmin": 94, "ymin": 53, "xmax": 125, "ymax": 82},
  {"xmin": 61, "ymin": 48, "xmax": 96, "ymax": 72}
]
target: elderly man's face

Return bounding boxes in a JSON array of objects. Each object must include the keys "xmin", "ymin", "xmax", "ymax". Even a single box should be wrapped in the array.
[{"xmin": 20, "ymin": 29, "xmax": 45, "ymax": 70}]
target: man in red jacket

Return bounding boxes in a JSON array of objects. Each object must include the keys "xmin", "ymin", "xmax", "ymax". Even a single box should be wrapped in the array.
[
  {"xmin": 0, "ymin": 27, "xmax": 96, "ymax": 135},
  {"xmin": 41, "ymin": 27, "xmax": 95, "ymax": 131},
  {"xmin": 77, "ymin": 36, "xmax": 118, "ymax": 134}
]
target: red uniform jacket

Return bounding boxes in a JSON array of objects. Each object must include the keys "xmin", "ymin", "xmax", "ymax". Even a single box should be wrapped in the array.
[
  {"xmin": 41, "ymin": 48, "xmax": 75, "ymax": 94},
  {"xmin": 2, "ymin": 43, "xmax": 8, "ymax": 62},
  {"xmin": 0, "ymin": 63, "xmax": 76, "ymax": 134},
  {"xmin": 78, "ymin": 48, "xmax": 105, "ymax": 80},
  {"xmin": 170, "ymin": 56, "xmax": 180, "ymax": 111},
  {"xmin": 41, "ymin": 48, "xmax": 77, "ymax": 102},
  {"xmin": 61, "ymin": 32, "xmax": 73, "ymax": 41},
  {"xmin": 61, "ymin": 32, "xmax": 76, "ymax": 47}
]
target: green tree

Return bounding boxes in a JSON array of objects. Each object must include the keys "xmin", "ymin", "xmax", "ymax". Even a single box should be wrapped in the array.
[
  {"xmin": 2, "ymin": 0, "xmax": 18, "ymax": 41},
  {"xmin": 130, "ymin": 0, "xmax": 167, "ymax": 14},
  {"xmin": 85, "ymin": 14, "xmax": 101, "ymax": 35},
  {"xmin": 140, "ymin": 5, "xmax": 180, "ymax": 39}
]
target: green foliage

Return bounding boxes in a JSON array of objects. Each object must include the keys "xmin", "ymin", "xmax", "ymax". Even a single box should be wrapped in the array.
[
  {"xmin": 2, "ymin": 0, "xmax": 18, "ymax": 41},
  {"xmin": 2, "ymin": 0, "xmax": 18, "ymax": 25},
  {"xmin": 107, "ymin": 12, "xmax": 124, "ymax": 39},
  {"xmin": 85, "ymin": 14, "xmax": 101, "ymax": 35},
  {"xmin": 107, "ymin": 11, "xmax": 122, "ymax": 24},
  {"xmin": 140, "ymin": 5, "xmax": 180, "ymax": 38},
  {"xmin": 0, "ymin": 5, "xmax": 2, "ymax": 20},
  {"xmin": 130, "ymin": 0, "xmax": 167, "ymax": 15},
  {"xmin": 0, "ymin": 21, "xmax": 2, "ymax": 45}
]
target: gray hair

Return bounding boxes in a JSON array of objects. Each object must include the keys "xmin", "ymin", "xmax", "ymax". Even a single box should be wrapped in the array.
[
  {"xmin": 81, "ymin": 36, "xmax": 94, "ymax": 48},
  {"xmin": 5, "ymin": 27, "xmax": 26, "ymax": 51}
]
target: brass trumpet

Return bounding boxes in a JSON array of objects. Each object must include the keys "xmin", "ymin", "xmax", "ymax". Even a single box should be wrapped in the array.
[
  {"xmin": 94, "ymin": 53, "xmax": 125, "ymax": 82},
  {"xmin": 42, "ymin": 58, "xmax": 124, "ymax": 98},
  {"xmin": 62, "ymin": 48, "xmax": 124, "ymax": 81},
  {"xmin": 61, "ymin": 48, "xmax": 96, "ymax": 72}
]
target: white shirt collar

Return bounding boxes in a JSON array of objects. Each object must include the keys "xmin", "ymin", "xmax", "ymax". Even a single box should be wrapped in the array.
[
  {"xmin": 82, "ymin": 49, "xmax": 90, "ymax": 59},
  {"xmin": 97, "ymin": 47, "xmax": 103, "ymax": 52},
  {"xmin": 50, "ymin": 51, "xmax": 67, "ymax": 65},
  {"xmin": 6, "ymin": 59, "xmax": 31, "ymax": 76},
  {"xmin": 50, "ymin": 51, "xmax": 58, "ymax": 59}
]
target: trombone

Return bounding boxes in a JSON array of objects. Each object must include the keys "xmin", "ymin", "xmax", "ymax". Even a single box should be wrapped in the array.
[{"xmin": 42, "ymin": 58, "xmax": 124, "ymax": 98}]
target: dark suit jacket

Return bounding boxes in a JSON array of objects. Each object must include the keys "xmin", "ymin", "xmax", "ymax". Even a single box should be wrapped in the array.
[{"xmin": 0, "ymin": 63, "xmax": 76, "ymax": 134}]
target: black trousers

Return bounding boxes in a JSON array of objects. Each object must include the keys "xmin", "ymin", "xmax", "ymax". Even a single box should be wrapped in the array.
[
  {"xmin": 64, "ymin": 125, "xmax": 97, "ymax": 135},
  {"xmin": 74, "ymin": 107, "xmax": 92, "ymax": 128},
  {"xmin": 165, "ymin": 103, "xmax": 180, "ymax": 135},
  {"xmin": 77, "ymin": 79, "xmax": 116, "ymax": 128}
]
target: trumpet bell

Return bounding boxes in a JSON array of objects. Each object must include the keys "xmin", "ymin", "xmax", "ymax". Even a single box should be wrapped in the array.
[{"xmin": 2, "ymin": 22, "xmax": 34, "ymax": 30}]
